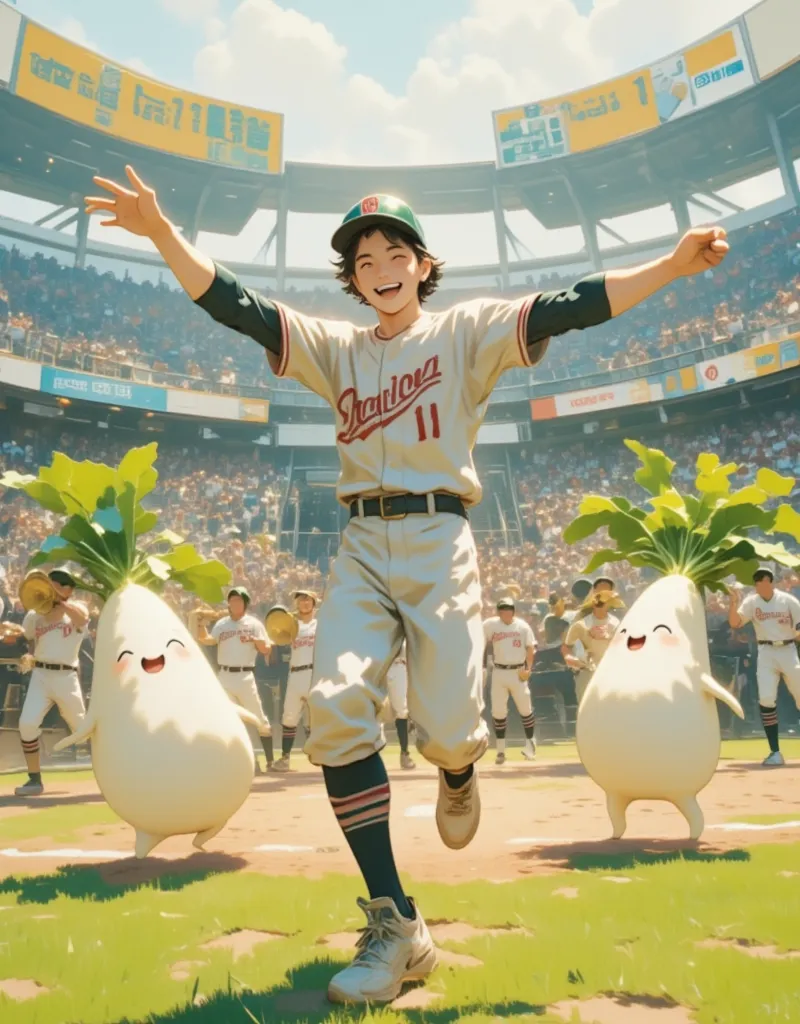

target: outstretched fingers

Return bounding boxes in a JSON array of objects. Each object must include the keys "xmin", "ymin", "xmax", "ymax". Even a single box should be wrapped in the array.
[
  {"xmin": 92, "ymin": 175, "xmax": 134, "ymax": 197},
  {"xmin": 125, "ymin": 164, "xmax": 151, "ymax": 192}
]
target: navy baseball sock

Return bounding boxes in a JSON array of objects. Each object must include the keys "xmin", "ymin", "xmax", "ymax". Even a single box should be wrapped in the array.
[
  {"xmin": 759, "ymin": 704, "xmax": 780, "ymax": 753},
  {"xmin": 395, "ymin": 717, "xmax": 409, "ymax": 754},
  {"xmin": 443, "ymin": 764, "xmax": 474, "ymax": 789},
  {"xmin": 521, "ymin": 712, "xmax": 536, "ymax": 740},
  {"xmin": 323, "ymin": 752, "xmax": 413, "ymax": 919},
  {"xmin": 281, "ymin": 726, "xmax": 297, "ymax": 757},
  {"xmin": 260, "ymin": 735, "xmax": 274, "ymax": 764}
]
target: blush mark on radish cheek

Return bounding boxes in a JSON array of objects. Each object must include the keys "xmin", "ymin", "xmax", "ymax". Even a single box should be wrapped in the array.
[
  {"xmin": 175, "ymin": 644, "xmax": 191, "ymax": 660},
  {"xmin": 611, "ymin": 633, "xmax": 625, "ymax": 647},
  {"xmin": 114, "ymin": 657, "xmax": 130, "ymax": 676},
  {"xmin": 659, "ymin": 632, "xmax": 681, "ymax": 648}
]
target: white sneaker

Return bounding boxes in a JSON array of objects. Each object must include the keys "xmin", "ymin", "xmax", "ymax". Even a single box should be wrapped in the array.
[
  {"xmin": 271, "ymin": 756, "xmax": 291, "ymax": 773},
  {"xmin": 762, "ymin": 751, "xmax": 785, "ymax": 767},
  {"xmin": 522, "ymin": 741, "xmax": 536, "ymax": 761},
  {"xmin": 14, "ymin": 779, "xmax": 44, "ymax": 797},
  {"xmin": 495, "ymin": 751, "xmax": 506, "ymax": 766},
  {"xmin": 435, "ymin": 769, "xmax": 480, "ymax": 850},
  {"xmin": 327, "ymin": 896, "xmax": 437, "ymax": 1004},
  {"xmin": 400, "ymin": 751, "xmax": 416, "ymax": 770}
]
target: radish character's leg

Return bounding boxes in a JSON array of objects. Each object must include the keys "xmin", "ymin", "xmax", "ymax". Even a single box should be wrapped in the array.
[
  {"xmin": 606, "ymin": 793, "xmax": 629, "ymax": 839},
  {"xmin": 135, "ymin": 831, "xmax": 165, "ymax": 859},
  {"xmin": 673, "ymin": 795, "xmax": 704, "ymax": 840},
  {"xmin": 193, "ymin": 824, "xmax": 223, "ymax": 850}
]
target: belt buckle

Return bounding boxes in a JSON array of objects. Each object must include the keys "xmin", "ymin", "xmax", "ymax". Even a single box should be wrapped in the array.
[{"xmin": 380, "ymin": 495, "xmax": 406, "ymax": 521}]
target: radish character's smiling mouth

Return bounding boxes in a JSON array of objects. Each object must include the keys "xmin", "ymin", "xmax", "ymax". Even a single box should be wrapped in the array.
[
  {"xmin": 627, "ymin": 635, "xmax": 646, "ymax": 651},
  {"xmin": 141, "ymin": 654, "xmax": 166, "ymax": 673}
]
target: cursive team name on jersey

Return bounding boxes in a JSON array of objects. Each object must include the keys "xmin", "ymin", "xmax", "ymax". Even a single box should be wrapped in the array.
[
  {"xmin": 490, "ymin": 631, "xmax": 524, "ymax": 644},
  {"xmin": 336, "ymin": 356, "xmax": 442, "ymax": 444},
  {"xmin": 754, "ymin": 608, "xmax": 793, "ymax": 626},
  {"xmin": 293, "ymin": 636, "xmax": 315, "ymax": 650},
  {"xmin": 36, "ymin": 622, "xmax": 75, "ymax": 640},
  {"xmin": 219, "ymin": 629, "xmax": 252, "ymax": 642}
]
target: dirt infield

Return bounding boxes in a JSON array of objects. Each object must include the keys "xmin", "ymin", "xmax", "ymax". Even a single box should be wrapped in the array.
[{"xmin": 2, "ymin": 754, "xmax": 799, "ymax": 885}]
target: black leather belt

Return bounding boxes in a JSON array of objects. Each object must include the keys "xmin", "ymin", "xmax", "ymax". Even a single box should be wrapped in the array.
[
  {"xmin": 349, "ymin": 493, "xmax": 468, "ymax": 521},
  {"xmin": 495, "ymin": 663, "xmax": 525, "ymax": 670},
  {"xmin": 220, "ymin": 666, "xmax": 254, "ymax": 672},
  {"xmin": 290, "ymin": 665, "xmax": 311, "ymax": 673},
  {"xmin": 35, "ymin": 661, "xmax": 77, "ymax": 671},
  {"xmin": 757, "ymin": 640, "xmax": 794, "ymax": 647}
]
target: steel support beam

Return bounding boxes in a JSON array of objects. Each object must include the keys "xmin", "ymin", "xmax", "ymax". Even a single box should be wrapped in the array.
[
  {"xmin": 492, "ymin": 185, "xmax": 510, "ymax": 290},
  {"xmin": 75, "ymin": 207, "xmax": 89, "ymax": 270},
  {"xmin": 275, "ymin": 187, "xmax": 289, "ymax": 293},
  {"xmin": 767, "ymin": 110, "xmax": 800, "ymax": 208}
]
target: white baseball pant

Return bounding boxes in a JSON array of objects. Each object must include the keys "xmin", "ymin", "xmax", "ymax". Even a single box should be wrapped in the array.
[
  {"xmin": 305, "ymin": 514, "xmax": 488, "ymax": 771},
  {"xmin": 490, "ymin": 667, "xmax": 533, "ymax": 720},
  {"xmin": 756, "ymin": 644, "xmax": 800, "ymax": 708},
  {"xmin": 217, "ymin": 669, "xmax": 272, "ymax": 736},
  {"xmin": 19, "ymin": 668, "xmax": 86, "ymax": 742},
  {"xmin": 386, "ymin": 661, "xmax": 409, "ymax": 719},
  {"xmin": 283, "ymin": 668, "xmax": 313, "ymax": 728}
]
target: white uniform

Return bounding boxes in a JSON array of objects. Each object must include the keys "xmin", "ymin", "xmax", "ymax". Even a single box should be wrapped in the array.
[
  {"xmin": 738, "ymin": 591, "xmax": 800, "ymax": 708},
  {"xmin": 564, "ymin": 612, "xmax": 621, "ymax": 705},
  {"xmin": 385, "ymin": 644, "xmax": 409, "ymax": 720},
  {"xmin": 273, "ymin": 294, "xmax": 548, "ymax": 769},
  {"xmin": 483, "ymin": 616, "xmax": 536, "ymax": 721},
  {"xmin": 211, "ymin": 614, "xmax": 271, "ymax": 736},
  {"xmin": 20, "ymin": 607, "xmax": 87, "ymax": 743},
  {"xmin": 283, "ymin": 618, "xmax": 318, "ymax": 728}
]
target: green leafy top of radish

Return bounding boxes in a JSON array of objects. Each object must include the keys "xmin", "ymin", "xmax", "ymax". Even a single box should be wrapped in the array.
[
  {"xmin": 1, "ymin": 443, "xmax": 231, "ymax": 603},
  {"xmin": 563, "ymin": 439, "xmax": 800, "ymax": 593}
]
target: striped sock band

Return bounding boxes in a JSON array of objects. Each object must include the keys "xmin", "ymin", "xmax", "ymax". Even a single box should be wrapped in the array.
[
  {"xmin": 759, "ymin": 704, "xmax": 780, "ymax": 753},
  {"xmin": 281, "ymin": 725, "xmax": 297, "ymax": 757},
  {"xmin": 759, "ymin": 705, "xmax": 779, "ymax": 727},
  {"xmin": 521, "ymin": 712, "xmax": 536, "ymax": 738},
  {"xmin": 493, "ymin": 717, "xmax": 507, "ymax": 739},
  {"xmin": 21, "ymin": 738, "xmax": 39, "ymax": 755},
  {"xmin": 329, "ymin": 782, "xmax": 390, "ymax": 835}
]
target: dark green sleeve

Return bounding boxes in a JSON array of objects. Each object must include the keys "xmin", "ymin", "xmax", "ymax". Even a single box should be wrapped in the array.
[
  {"xmin": 526, "ymin": 272, "xmax": 611, "ymax": 347},
  {"xmin": 194, "ymin": 262, "xmax": 282, "ymax": 357}
]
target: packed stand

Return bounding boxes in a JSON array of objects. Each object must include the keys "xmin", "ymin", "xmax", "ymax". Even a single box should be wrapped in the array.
[{"xmin": 2, "ymin": 209, "xmax": 799, "ymax": 395}]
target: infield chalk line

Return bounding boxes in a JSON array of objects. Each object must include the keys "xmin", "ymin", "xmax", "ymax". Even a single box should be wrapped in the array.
[
  {"xmin": 252, "ymin": 843, "xmax": 316, "ymax": 853},
  {"xmin": 404, "ymin": 804, "xmax": 435, "ymax": 818},
  {"xmin": 708, "ymin": 820, "xmax": 800, "ymax": 832},
  {"xmin": 0, "ymin": 847, "xmax": 129, "ymax": 858}
]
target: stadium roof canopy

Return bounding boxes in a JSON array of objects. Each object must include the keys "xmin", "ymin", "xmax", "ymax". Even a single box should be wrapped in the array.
[{"xmin": 1, "ymin": 61, "xmax": 799, "ymax": 239}]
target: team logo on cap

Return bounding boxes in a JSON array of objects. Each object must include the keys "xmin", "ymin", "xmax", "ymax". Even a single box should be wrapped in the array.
[{"xmin": 361, "ymin": 196, "xmax": 380, "ymax": 214}]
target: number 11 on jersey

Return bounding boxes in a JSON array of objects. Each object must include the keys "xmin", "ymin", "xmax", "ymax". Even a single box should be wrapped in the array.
[{"xmin": 415, "ymin": 403, "xmax": 440, "ymax": 441}]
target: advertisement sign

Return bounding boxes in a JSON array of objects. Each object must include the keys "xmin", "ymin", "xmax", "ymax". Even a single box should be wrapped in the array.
[
  {"xmin": 494, "ymin": 23, "xmax": 753, "ymax": 167},
  {"xmin": 0, "ymin": 354, "xmax": 42, "ymax": 392},
  {"xmin": 13, "ymin": 20, "xmax": 283, "ymax": 174},
  {"xmin": 745, "ymin": 0, "xmax": 800, "ymax": 79},
  {"xmin": 0, "ymin": 4, "xmax": 21, "ymax": 87},
  {"xmin": 531, "ymin": 378, "xmax": 659, "ymax": 421},
  {"xmin": 166, "ymin": 389, "xmax": 269, "ymax": 422},
  {"xmin": 40, "ymin": 367, "xmax": 168, "ymax": 411}
]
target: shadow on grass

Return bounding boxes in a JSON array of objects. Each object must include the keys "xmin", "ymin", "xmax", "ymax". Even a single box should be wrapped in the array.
[
  {"xmin": 0, "ymin": 853, "xmax": 247, "ymax": 904},
  {"xmin": 0, "ymin": 792, "xmax": 109, "ymax": 809},
  {"xmin": 515, "ymin": 838, "xmax": 752, "ymax": 872},
  {"xmin": 124, "ymin": 957, "xmax": 547, "ymax": 1023}
]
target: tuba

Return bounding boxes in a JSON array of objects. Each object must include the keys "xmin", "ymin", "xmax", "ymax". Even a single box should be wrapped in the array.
[
  {"xmin": 19, "ymin": 570, "xmax": 58, "ymax": 615},
  {"xmin": 264, "ymin": 605, "xmax": 299, "ymax": 646}
]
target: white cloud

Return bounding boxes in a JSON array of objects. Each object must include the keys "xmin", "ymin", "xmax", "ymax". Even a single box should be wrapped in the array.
[
  {"xmin": 161, "ymin": 0, "xmax": 219, "ymax": 23},
  {"xmin": 124, "ymin": 56, "xmax": 156, "ymax": 79},
  {"xmin": 57, "ymin": 17, "xmax": 98, "ymax": 52}
]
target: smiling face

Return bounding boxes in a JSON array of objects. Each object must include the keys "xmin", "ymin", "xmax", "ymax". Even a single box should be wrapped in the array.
[
  {"xmin": 295, "ymin": 595, "xmax": 315, "ymax": 619},
  {"xmin": 499, "ymin": 608, "xmax": 514, "ymax": 625},
  {"xmin": 351, "ymin": 230, "xmax": 431, "ymax": 314},
  {"xmin": 116, "ymin": 637, "xmax": 186, "ymax": 676},
  {"xmin": 228, "ymin": 594, "xmax": 246, "ymax": 620}
]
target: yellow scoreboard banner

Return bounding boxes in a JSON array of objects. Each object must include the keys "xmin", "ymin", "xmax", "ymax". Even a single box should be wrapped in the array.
[
  {"xmin": 13, "ymin": 20, "xmax": 283, "ymax": 174},
  {"xmin": 494, "ymin": 23, "xmax": 753, "ymax": 167}
]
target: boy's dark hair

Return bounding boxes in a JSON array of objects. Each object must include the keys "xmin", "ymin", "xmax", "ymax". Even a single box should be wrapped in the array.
[{"xmin": 333, "ymin": 226, "xmax": 444, "ymax": 306}]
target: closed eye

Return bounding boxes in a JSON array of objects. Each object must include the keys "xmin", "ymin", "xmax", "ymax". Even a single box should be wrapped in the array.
[
  {"xmin": 653, "ymin": 624, "xmax": 672, "ymax": 634},
  {"xmin": 117, "ymin": 650, "xmax": 133, "ymax": 662},
  {"xmin": 620, "ymin": 628, "xmax": 627, "ymax": 635},
  {"xmin": 167, "ymin": 639, "xmax": 185, "ymax": 649}
]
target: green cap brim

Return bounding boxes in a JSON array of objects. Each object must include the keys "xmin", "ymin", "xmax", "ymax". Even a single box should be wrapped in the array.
[{"xmin": 331, "ymin": 213, "xmax": 424, "ymax": 256}]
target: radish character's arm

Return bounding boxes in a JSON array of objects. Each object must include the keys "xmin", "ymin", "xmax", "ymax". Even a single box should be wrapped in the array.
[
  {"xmin": 53, "ymin": 711, "xmax": 97, "ymax": 750},
  {"xmin": 701, "ymin": 673, "xmax": 745, "ymax": 719},
  {"xmin": 234, "ymin": 707, "xmax": 262, "ymax": 729}
]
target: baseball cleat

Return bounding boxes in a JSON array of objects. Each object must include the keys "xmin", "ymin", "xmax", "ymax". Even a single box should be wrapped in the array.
[
  {"xmin": 327, "ymin": 896, "xmax": 436, "ymax": 1004},
  {"xmin": 14, "ymin": 779, "xmax": 44, "ymax": 797},
  {"xmin": 495, "ymin": 751, "xmax": 506, "ymax": 766},
  {"xmin": 271, "ymin": 756, "xmax": 291, "ymax": 772},
  {"xmin": 762, "ymin": 751, "xmax": 785, "ymax": 767},
  {"xmin": 522, "ymin": 741, "xmax": 536, "ymax": 761},
  {"xmin": 435, "ymin": 769, "xmax": 480, "ymax": 850},
  {"xmin": 400, "ymin": 751, "xmax": 416, "ymax": 770}
]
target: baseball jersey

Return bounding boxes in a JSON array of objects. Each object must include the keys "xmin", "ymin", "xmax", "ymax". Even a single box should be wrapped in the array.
[
  {"xmin": 483, "ymin": 616, "xmax": 536, "ymax": 665},
  {"xmin": 738, "ymin": 591, "xmax": 800, "ymax": 643},
  {"xmin": 290, "ymin": 618, "xmax": 318, "ymax": 671},
  {"xmin": 211, "ymin": 614, "xmax": 268, "ymax": 668},
  {"xmin": 23, "ymin": 607, "xmax": 87, "ymax": 665},
  {"xmin": 273, "ymin": 298, "xmax": 549, "ymax": 507},
  {"xmin": 564, "ymin": 613, "xmax": 620, "ymax": 668}
]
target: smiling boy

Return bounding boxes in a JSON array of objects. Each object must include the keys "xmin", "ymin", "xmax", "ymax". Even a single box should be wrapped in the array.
[{"xmin": 87, "ymin": 168, "xmax": 728, "ymax": 1004}]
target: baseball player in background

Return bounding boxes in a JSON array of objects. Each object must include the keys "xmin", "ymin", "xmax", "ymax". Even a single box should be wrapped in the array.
[
  {"xmin": 385, "ymin": 643, "xmax": 416, "ymax": 770},
  {"xmin": 562, "ymin": 576, "xmax": 621, "ymax": 706},
  {"xmin": 483, "ymin": 598, "xmax": 536, "ymax": 764},
  {"xmin": 196, "ymin": 586, "xmax": 275, "ymax": 771},
  {"xmin": 9, "ymin": 570, "xmax": 88, "ymax": 797},
  {"xmin": 728, "ymin": 567, "xmax": 800, "ymax": 767},
  {"xmin": 90, "ymin": 162, "xmax": 729, "ymax": 1004},
  {"xmin": 272, "ymin": 589, "xmax": 318, "ymax": 772}
]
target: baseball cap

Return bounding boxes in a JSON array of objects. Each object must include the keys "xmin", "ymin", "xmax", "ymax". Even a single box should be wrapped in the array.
[
  {"xmin": 497, "ymin": 598, "xmax": 515, "ymax": 611},
  {"xmin": 48, "ymin": 569, "xmax": 77, "ymax": 588},
  {"xmin": 571, "ymin": 577, "xmax": 592, "ymax": 601},
  {"xmin": 593, "ymin": 576, "xmax": 615, "ymax": 589},
  {"xmin": 331, "ymin": 195, "xmax": 426, "ymax": 255},
  {"xmin": 227, "ymin": 586, "xmax": 251, "ymax": 606},
  {"xmin": 293, "ymin": 589, "xmax": 317, "ymax": 604},
  {"xmin": 752, "ymin": 567, "xmax": 774, "ymax": 583}
]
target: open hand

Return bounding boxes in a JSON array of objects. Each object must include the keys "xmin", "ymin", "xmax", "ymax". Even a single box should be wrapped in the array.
[
  {"xmin": 669, "ymin": 226, "xmax": 729, "ymax": 278},
  {"xmin": 85, "ymin": 165, "xmax": 171, "ymax": 240}
]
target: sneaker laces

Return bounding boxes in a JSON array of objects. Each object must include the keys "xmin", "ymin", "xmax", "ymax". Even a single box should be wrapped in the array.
[
  {"xmin": 445, "ymin": 779, "xmax": 473, "ymax": 816},
  {"xmin": 352, "ymin": 903, "xmax": 403, "ymax": 968}
]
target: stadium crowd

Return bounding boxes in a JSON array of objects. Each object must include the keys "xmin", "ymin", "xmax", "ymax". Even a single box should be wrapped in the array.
[{"xmin": 2, "ymin": 208, "xmax": 799, "ymax": 394}]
